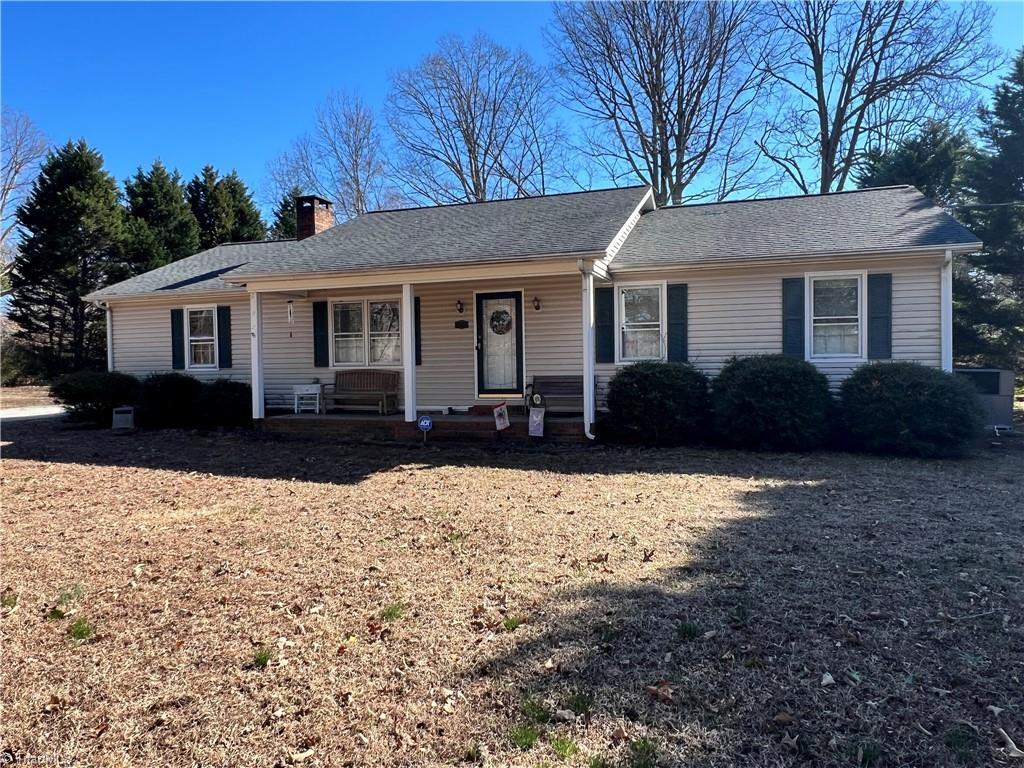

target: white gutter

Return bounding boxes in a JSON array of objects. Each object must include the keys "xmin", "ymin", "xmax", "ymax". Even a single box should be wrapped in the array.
[
  {"xmin": 941, "ymin": 249, "xmax": 953, "ymax": 372},
  {"xmin": 609, "ymin": 242, "xmax": 982, "ymax": 274},
  {"xmin": 104, "ymin": 303, "xmax": 113, "ymax": 371}
]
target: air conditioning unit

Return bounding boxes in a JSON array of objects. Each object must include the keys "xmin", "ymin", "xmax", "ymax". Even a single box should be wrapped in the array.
[{"xmin": 954, "ymin": 368, "xmax": 1015, "ymax": 430}]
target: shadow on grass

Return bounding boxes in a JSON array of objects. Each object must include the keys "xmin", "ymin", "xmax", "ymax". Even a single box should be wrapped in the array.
[
  {"xmin": 462, "ymin": 474, "xmax": 1022, "ymax": 767},
  {"xmin": 0, "ymin": 416, "xmax": 856, "ymax": 486}
]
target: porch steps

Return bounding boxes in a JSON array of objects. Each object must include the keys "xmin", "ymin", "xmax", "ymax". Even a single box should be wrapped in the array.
[{"xmin": 259, "ymin": 413, "xmax": 586, "ymax": 444}]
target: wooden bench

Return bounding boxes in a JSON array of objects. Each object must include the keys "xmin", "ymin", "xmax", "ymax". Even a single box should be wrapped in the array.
[
  {"xmin": 324, "ymin": 370, "xmax": 400, "ymax": 415},
  {"xmin": 526, "ymin": 375, "xmax": 585, "ymax": 414}
]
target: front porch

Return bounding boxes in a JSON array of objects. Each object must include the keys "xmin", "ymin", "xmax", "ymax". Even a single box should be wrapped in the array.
[
  {"xmin": 247, "ymin": 269, "xmax": 602, "ymax": 440},
  {"xmin": 260, "ymin": 411, "xmax": 587, "ymax": 443}
]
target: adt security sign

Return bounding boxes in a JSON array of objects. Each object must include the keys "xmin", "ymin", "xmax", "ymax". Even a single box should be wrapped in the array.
[{"xmin": 417, "ymin": 415, "xmax": 433, "ymax": 443}]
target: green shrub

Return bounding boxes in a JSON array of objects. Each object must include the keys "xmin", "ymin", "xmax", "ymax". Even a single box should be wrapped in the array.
[
  {"xmin": 839, "ymin": 362, "xmax": 983, "ymax": 457},
  {"xmin": 199, "ymin": 379, "xmax": 252, "ymax": 428},
  {"xmin": 49, "ymin": 370, "xmax": 140, "ymax": 426},
  {"xmin": 137, "ymin": 373, "xmax": 204, "ymax": 429},
  {"xmin": 713, "ymin": 355, "xmax": 832, "ymax": 451},
  {"xmin": 604, "ymin": 361, "xmax": 711, "ymax": 444}
]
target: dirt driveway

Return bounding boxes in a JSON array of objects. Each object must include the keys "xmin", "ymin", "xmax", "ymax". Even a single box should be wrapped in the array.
[{"xmin": 1, "ymin": 419, "xmax": 1021, "ymax": 767}]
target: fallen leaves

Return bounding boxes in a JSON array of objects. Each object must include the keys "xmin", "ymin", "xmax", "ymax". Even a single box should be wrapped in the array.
[{"xmin": 645, "ymin": 681, "xmax": 674, "ymax": 705}]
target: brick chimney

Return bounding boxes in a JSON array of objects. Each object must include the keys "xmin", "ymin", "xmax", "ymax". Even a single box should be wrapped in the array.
[{"xmin": 295, "ymin": 195, "xmax": 333, "ymax": 240}]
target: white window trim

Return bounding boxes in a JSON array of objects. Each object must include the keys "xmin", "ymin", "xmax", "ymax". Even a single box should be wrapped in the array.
[
  {"xmin": 328, "ymin": 296, "xmax": 403, "ymax": 368},
  {"xmin": 804, "ymin": 270, "xmax": 868, "ymax": 361},
  {"xmin": 614, "ymin": 281, "xmax": 668, "ymax": 364},
  {"xmin": 184, "ymin": 304, "xmax": 218, "ymax": 370}
]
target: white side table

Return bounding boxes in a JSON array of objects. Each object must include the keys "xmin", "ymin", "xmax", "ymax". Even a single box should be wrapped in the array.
[{"xmin": 293, "ymin": 384, "xmax": 322, "ymax": 414}]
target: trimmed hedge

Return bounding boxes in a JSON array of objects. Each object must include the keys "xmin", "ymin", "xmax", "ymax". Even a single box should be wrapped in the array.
[
  {"xmin": 52, "ymin": 370, "xmax": 252, "ymax": 430},
  {"xmin": 840, "ymin": 362, "xmax": 983, "ymax": 457},
  {"xmin": 713, "ymin": 355, "xmax": 832, "ymax": 451},
  {"xmin": 136, "ymin": 373, "xmax": 206, "ymax": 429},
  {"xmin": 604, "ymin": 361, "xmax": 711, "ymax": 444},
  {"xmin": 50, "ymin": 371, "xmax": 140, "ymax": 426},
  {"xmin": 199, "ymin": 379, "xmax": 253, "ymax": 428}
]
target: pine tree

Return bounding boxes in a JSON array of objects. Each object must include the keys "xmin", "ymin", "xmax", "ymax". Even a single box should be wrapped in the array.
[
  {"xmin": 9, "ymin": 140, "xmax": 126, "ymax": 373},
  {"xmin": 185, "ymin": 166, "xmax": 266, "ymax": 248},
  {"xmin": 269, "ymin": 186, "xmax": 302, "ymax": 240},
  {"xmin": 219, "ymin": 171, "xmax": 267, "ymax": 242},
  {"xmin": 124, "ymin": 160, "xmax": 200, "ymax": 268},
  {"xmin": 857, "ymin": 121, "xmax": 971, "ymax": 207},
  {"xmin": 959, "ymin": 49, "xmax": 1024, "ymax": 367}
]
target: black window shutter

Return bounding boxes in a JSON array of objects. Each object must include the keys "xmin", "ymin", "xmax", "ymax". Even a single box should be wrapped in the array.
[
  {"xmin": 414, "ymin": 296, "xmax": 422, "ymax": 366},
  {"xmin": 312, "ymin": 301, "xmax": 329, "ymax": 367},
  {"xmin": 595, "ymin": 286, "xmax": 615, "ymax": 363},
  {"xmin": 170, "ymin": 308, "xmax": 185, "ymax": 370},
  {"xmin": 867, "ymin": 273, "xmax": 893, "ymax": 359},
  {"xmin": 216, "ymin": 305, "xmax": 232, "ymax": 368},
  {"xmin": 782, "ymin": 278, "xmax": 805, "ymax": 359},
  {"xmin": 666, "ymin": 284, "xmax": 688, "ymax": 362}
]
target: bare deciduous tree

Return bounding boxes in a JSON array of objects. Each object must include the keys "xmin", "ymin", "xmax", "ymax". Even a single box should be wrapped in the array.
[
  {"xmin": 269, "ymin": 92, "xmax": 398, "ymax": 220},
  {"xmin": 757, "ymin": 0, "xmax": 1001, "ymax": 194},
  {"xmin": 2, "ymin": 108, "xmax": 48, "ymax": 260},
  {"xmin": 386, "ymin": 34, "xmax": 566, "ymax": 205},
  {"xmin": 550, "ymin": 1, "xmax": 776, "ymax": 206}
]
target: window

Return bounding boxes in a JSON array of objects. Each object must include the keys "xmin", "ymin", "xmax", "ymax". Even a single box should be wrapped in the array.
[
  {"xmin": 333, "ymin": 302, "xmax": 364, "ymax": 364},
  {"xmin": 186, "ymin": 307, "xmax": 217, "ymax": 368},
  {"xmin": 330, "ymin": 299, "xmax": 401, "ymax": 366},
  {"xmin": 369, "ymin": 301, "xmax": 401, "ymax": 364},
  {"xmin": 808, "ymin": 273, "xmax": 864, "ymax": 357},
  {"xmin": 619, "ymin": 285, "xmax": 663, "ymax": 361}
]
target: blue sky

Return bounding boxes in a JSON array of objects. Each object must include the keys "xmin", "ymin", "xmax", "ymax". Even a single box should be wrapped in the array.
[{"xmin": 2, "ymin": 1, "xmax": 1022, "ymax": 211}]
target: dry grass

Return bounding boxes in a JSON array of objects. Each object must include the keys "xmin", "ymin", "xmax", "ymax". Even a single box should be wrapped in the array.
[
  {"xmin": 0, "ymin": 385, "xmax": 55, "ymax": 409},
  {"xmin": 1, "ymin": 420, "xmax": 1021, "ymax": 767}
]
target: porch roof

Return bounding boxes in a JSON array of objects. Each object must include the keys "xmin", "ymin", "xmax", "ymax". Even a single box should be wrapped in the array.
[{"xmin": 230, "ymin": 186, "xmax": 650, "ymax": 279}]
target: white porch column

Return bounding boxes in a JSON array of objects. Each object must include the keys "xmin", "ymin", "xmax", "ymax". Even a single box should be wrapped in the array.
[
  {"xmin": 581, "ymin": 270, "xmax": 596, "ymax": 439},
  {"xmin": 941, "ymin": 249, "xmax": 953, "ymax": 372},
  {"xmin": 105, "ymin": 304, "xmax": 114, "ymax": 372},
  {"xmin": 401, "ymin": 283, "xmax": 417, "ymax": 422},
  {"xmin": 249, "ymin": 292, "xmax": 265, "ymax": 419}
]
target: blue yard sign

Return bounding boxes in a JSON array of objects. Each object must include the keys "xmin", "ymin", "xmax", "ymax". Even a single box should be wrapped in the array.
[{"xmin": 417, "ymin": 415, "xmax": 433, "ymax": 432}]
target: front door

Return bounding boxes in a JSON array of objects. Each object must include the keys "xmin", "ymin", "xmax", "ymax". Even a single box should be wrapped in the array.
[{"xmin": 475, "ymin": 291, "xmax": 524, "ymax": 396}]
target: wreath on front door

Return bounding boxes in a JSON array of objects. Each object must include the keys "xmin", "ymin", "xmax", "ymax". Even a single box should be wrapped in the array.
[{"xmin": 489, "ymin": 309, "xmax": 513, "ymax": 335}]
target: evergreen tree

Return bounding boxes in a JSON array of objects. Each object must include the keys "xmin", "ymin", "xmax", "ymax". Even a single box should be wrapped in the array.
[
  {"xmin": 857, "ymin": 121, "xmax": 971, "ymax": 207},
  {"xmin": 9, "ymin": 140, "xmax": 126, "ymax": 373},
  {"xmin": 186, "ymin": 165, "xmax": 234, "ymax": 250},
  {"xmin": 963, "ymin": 49, "xmax": 1024, "ymax": 290},
  {"xmin": 959, "ymin": 49, "xmax": 1024, "ymax": 368},
  {"xmin": 219, "ymin": 171, "xmax": 267, "ymax": 242},
  {"xmin": 185, "ymin": 166, "xmax": 266, "ymax": 248},
  {"xmin": 124, "ymin": 160, "xmax": 200, "ymax": 268},
  {"xmin": 269, "ymin": 186, "xmax": 302, "ymax": 240}
]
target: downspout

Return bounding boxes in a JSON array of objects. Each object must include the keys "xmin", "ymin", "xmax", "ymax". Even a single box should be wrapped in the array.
[
  {"xmin": 579, "ymin": 259, "xmax": 596, "ymax": 440},
  {"xmin": 105, "ymin": 303, "xmax": 113, "ymax": 372},
  {"xmin": 941, "ymin": 249, "xmax": 953, "ymax": 372}
]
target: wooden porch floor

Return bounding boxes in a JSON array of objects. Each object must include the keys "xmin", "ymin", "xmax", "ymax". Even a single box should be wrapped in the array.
[{"xmin": 260, "ymin": 412, "xmax": 586, "ymax": 443}]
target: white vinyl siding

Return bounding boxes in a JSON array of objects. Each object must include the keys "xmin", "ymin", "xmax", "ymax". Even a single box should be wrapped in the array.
[
  {"xmin": 106, "ymin": 255, "xmax": 942, "ymax": 413},
  {"xmin": 596, "ymin": 256, "xmax": 943, "ymax": 403},
  {"xmin": 108, "ymin": 294, "xmax": 250, "ymax": 382}
]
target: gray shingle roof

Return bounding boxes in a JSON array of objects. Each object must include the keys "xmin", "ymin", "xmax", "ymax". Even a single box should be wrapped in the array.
[
  {"xmin": 86, "ymin": 240, "xmax": 298, "ymax": 300},
  {"xmin": 612, "ymin": 186, "xmax": 979, "ymax": 269},
  {"xmin": 230, "ymin": 186, "xmax": 651, "ymax": 277}
]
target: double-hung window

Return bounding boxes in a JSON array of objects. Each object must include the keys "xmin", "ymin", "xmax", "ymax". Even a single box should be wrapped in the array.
[
  {"xmin": 618, "ymin": 285, "xmax": 664, "ymax": 361},
  {"xmin": 331, "ymin": 299, "xmax": 401, "ymax": 366},
  {"xmin": 186, "ymin": 307, "xmax": 217, "ymax": 369},
  {"xmin": 807, "ymin": 273, "xmax": 865, "ymax": 358}
]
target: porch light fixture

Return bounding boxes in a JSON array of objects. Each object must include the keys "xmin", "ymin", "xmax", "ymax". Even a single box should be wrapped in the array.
[
  {"xmin": 532, "ymin": 296, "xmax": 541, "ymax": 311},
  {"xmin": 456, "ymin": 299, "xmax": 464, "ymax": 314}
]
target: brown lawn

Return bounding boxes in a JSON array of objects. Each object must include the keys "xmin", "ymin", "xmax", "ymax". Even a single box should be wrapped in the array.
[
  {"xmin": 1, "ymin": 420, "xmax": 1021, "ymax": 768},
  {"xmin": 0, "ymin": 385, "xmax": 56, "ymax": 409}
]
